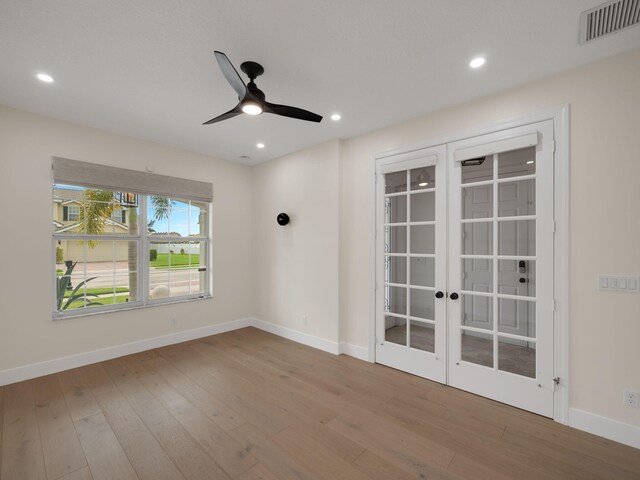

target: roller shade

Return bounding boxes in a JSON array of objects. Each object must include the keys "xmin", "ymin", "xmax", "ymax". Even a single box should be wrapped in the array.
[
  {"xmin": 454, "ymin": 132, "xmax": 538, "ymax": 163},
  {"xmin": 52, "ymin": 157, "xmax": 213, "ymax": 203}
]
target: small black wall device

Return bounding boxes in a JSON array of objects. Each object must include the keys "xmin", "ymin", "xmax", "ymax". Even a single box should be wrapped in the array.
[{"xmin": 277, "ymin": 213, "xmax": 290, "ymax": 226}]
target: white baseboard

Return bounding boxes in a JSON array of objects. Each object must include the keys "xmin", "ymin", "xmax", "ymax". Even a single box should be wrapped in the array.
[
  {"xmin": 339, "ymin": 342, "xmax": 370, "ymax": 361},
  {"xmin": 569, "ymin": 408, "xmax": 640, "ymax": 449},
  {"xmin": 0, "ymin": 317, "xmax": 366, "ymax": 387},
  {"xmin": 0, "ymin": 317, "xmax": 252, "ymax": 386},
  {"xmin": 5, "ymin": 318, "xmax": 636, "ymax": 452},
  {"xmin": 251, "ymin": 318, "xmax": 340, "ymax": 355}
]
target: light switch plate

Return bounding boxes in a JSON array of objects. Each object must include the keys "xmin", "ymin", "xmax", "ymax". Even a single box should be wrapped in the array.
[{"xmin": 598, "ymin": 275, "xmax": 640, "ymax": 293}]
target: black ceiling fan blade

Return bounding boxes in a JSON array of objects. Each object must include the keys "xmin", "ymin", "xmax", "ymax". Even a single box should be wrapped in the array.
[
  {"xmin": 203, "ymin": 104, "xmax": 242, "ymax": 125},
  {"xmin": 264, "ymin": 102, "xmax": 323, "ymax": 123},
  {"xmin": 214, "ymin": 51, "xmax": 247, "ymax": 99}
]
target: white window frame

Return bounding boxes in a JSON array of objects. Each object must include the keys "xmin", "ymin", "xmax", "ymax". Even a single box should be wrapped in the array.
[
  {"xmin": 53, "ymin": 191, "xmax": 212, "ymax": 319},
  {"xmin": 111, "ymin": 208, "xmax": 125, "ymax": 224},
  {"xmin": 66, "ymin": 204, "xmax": 80, "ymax": 222}
]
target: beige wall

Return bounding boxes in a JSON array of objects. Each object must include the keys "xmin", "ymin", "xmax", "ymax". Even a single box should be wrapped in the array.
[
  {"xmin": 1, "ymin": 48, "xmax": 639, "ymax": 432},
  {"xmin": 0, "ymin": 105, "xmax": 254, "ymax": 371},
  {"xmin": 252, "ymin": 140, "xmax": 341, "ymax": 342},
  {"xmin": 338, "ymin": 48, "xmax": 640, "ymax": 427}
]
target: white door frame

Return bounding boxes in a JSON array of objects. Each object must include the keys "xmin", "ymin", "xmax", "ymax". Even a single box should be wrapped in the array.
[{"xmin": 368, "ymin": 105, "xmax": 570, "ymax": 424}]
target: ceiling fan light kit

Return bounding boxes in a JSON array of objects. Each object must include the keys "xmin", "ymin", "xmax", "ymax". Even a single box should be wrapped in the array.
[{"xmin": 203, "ymin": 51, "xmax": 323, "ymax": 125}]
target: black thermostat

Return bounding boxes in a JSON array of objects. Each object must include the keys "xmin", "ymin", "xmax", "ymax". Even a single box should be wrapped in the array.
[{"xmin": 277, "ymin": 213, "xmax": 290, "ymax": 226}]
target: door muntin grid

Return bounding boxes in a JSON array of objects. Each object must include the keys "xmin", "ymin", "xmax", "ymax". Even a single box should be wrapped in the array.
[
  {"xmin": 459, "ymin": 147, "xmax": 538, "ymax": 379},
  {"xmin": 384, "ymin": 167, "xmax": 437, "ymax": 353}
]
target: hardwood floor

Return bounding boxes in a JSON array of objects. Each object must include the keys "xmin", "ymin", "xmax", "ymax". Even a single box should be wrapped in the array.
[{"xmin": 1, "ymin": 327, "xmax": 639, "ymax": 479}]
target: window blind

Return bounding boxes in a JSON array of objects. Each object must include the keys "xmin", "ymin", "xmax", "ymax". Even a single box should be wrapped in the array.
[
  {"xmin": 52, "ymin": 157, "xmax": 213, "ymax": 203},
  {"xmin": 453, "ymin": 132, "xmax": 538, "ymax": 163}
]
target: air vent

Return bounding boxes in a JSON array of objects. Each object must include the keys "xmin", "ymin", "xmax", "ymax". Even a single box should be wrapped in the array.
[{"xmin": 580, "ymin": 0, "xmax": 640, "ymax": 43}]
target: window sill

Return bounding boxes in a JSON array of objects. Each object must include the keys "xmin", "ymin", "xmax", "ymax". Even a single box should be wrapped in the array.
[{"xmin": 52, "ymin": 294, "xmax": 212, "ymax": 321}]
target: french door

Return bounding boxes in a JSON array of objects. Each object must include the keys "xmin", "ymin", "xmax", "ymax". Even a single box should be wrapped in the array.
[
  {"xmin": 375, "ymin": 145, "xmax": 447, "ymax": 383},
  {"xmin": 375, "ymin": 120, "xmax": 555, "ymax": 417}
]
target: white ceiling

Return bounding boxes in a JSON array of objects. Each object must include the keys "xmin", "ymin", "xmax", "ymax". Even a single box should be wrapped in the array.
[{"xmin": 1, "ymin": 1, "xmax": 639, "ymax": 164}]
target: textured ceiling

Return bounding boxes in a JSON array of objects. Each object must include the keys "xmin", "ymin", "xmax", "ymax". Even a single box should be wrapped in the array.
[{"xmin": 1, "ymin": 0, "xmax": 639, "ymax": 163}]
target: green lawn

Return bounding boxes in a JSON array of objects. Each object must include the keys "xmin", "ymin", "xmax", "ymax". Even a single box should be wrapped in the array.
[
  {"xmin": 67, "ymin": 295, "xmax": 131, "ymax": 310},
  {"xmin": 150, "ymin": 253, "xmax": 200, "ymax": 269},
  {"xmin": 63, "ymin": 287, "xmax": 128, "ymax": 298}
]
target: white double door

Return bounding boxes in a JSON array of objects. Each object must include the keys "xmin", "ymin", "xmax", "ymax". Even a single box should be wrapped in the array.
[{"xmin": 375, "ymin": 120, "xmax": 555, "ymax": 417}]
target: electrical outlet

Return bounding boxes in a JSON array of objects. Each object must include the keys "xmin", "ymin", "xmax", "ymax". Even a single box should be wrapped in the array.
[
  {"xmin": 170, "ymin": 316, "xmax": 177, "ymax": 327},
  {"xmin": 623, "ymin": 389, "xmax": 639, "ymax": 408},
  {"xmin": 301, "ymin": 315, "xmax": 308, "ymax": 326}
]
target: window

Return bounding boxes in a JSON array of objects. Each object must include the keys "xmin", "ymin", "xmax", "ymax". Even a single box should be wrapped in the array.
[
  {"xmin": 52, "ymin": 158, "xmax": 213, "ymax": 318},
  {"xmin": 111, "ymin": 208, "xmax": 126, "ymax": 224},
  {"xmin": 64, "ymin": 204, "xmax": 80, "ymax": 221}
]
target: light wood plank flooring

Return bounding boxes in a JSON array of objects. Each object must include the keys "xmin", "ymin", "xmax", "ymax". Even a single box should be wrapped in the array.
[{"xmin": 1, "ymin": 327, "xmax": 638, "ymax": 479}]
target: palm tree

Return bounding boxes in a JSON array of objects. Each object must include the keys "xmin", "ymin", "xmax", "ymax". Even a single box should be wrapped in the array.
[{"xmin": 79, "ymin": 190, "xmax": 172, "ymax": 302}]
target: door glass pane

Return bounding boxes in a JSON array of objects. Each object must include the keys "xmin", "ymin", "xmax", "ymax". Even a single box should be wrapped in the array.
[
  {"xmin": 462, "ymin": 222, "xmax": 493, "ymax": 255},
  {"xmin": 385, "ymin": 286, "xmax": 406, "ymax": 315},
  {"xmin": 498, "ymin": 337, "xmax": 536, "ymax": 378},
  {"xmin": 410, "ymin": 166, "xmax": 435, "ymax": 191},
  {"xmin": 386, "ymin": 256, "xmax": 407, "ymax": 284},
  {"xmin": 461, "ymin": 331, "xmax": 493, "ymax": 368},
  {"xmin": 498, "ymin": 147, "xmax": 535, "ymax": 179},
  {"xmin": 385, "ymin": 316, "xmax": 406, "ymax": 346},
  {"xmin": 462, "ymin": 259, "xmax": 493, "ymax": 293},
  {"xmin": 410, "ymin": 321, "xmax": 434, "ymax": 352},
  {"xmin": 498, "ymin": 260, "xmax": 535, "ymax": 297},
  {"xmin": 409, "ymin": 288, "xmax": 434, "ymax": 320},
  {"xmin": 385, "ymin": 171, "xmax": 407, "ymax": 194},
  {"xmin": 498, "ymin": 220, "xmax": 535, "ymax": 256},
  {"xmin": 385, "ymin": 196, "xmax": 407, "ymax": 223},
  {"xmin": 462, "ymin": 293, "xmax": 493, "ymax": 330},
  {"xmin": 410, "ymin": 225, "xmax": 434, "ymax": 254},
  {"xmin": 410, "ymin": 191, "xmax": 435, "ymax": 222},
  {"xmin": 409, "ymin": 257, "xmax": 434, "ymax": 287},
  {"xmin": 462, "ymin": 184, "xmax": 493, "ymax": 219},
  {"xmin": 462, "ymin": 157, "xmax": 492, "ymax": 184},
  {"xmin": 498, "ymin": 299, "xmax": 535, "ymax": 337},
  {"xmin": 385, "ymin": 226, "xmax": 407, "ymax": 253},
  {"xmin": 498, "ymin": 180, "xmax": 535, "ymax": 217}
]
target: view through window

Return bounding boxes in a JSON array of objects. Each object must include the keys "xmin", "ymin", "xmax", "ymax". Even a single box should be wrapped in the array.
[{"xmin": 53, "ymin": 184, "xmax": 210, "ymax": 317}]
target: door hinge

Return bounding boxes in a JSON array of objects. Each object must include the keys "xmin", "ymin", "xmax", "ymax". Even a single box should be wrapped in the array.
[
  {"xmin": 552, "ymin": 299, "xmax": 556, "ymax": 311},
  {"xmin": 553, "ymin": 220, "xmax": 557, "ymax": 233},
  {"xmin": 552, "ymin": 140, "xmax": 556, "ymax": 153}
]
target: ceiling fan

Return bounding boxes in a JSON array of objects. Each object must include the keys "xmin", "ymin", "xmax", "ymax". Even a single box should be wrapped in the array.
[{"xmin": 203, "ymin": 51, "xmax": 323, "ymax": 125}]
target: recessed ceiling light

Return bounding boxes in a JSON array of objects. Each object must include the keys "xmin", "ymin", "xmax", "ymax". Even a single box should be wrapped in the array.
[
  {"xmin": 256, "ymin": 143, "xmax": 265, "ymax": 149},
  {"xmin": 469, "ymin": 57, "xmax": 486, "ymax": 69},
  {"xmin": 526, "ymin": 160, "xmax": 534, "ymax": 164},
  {"xmin": 331, "ymin": 113, "xmax": 341, "ymax": 121},
  {"xmin": 36, "ymin": 73, "xmax": 54, "ymax": 83}
]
